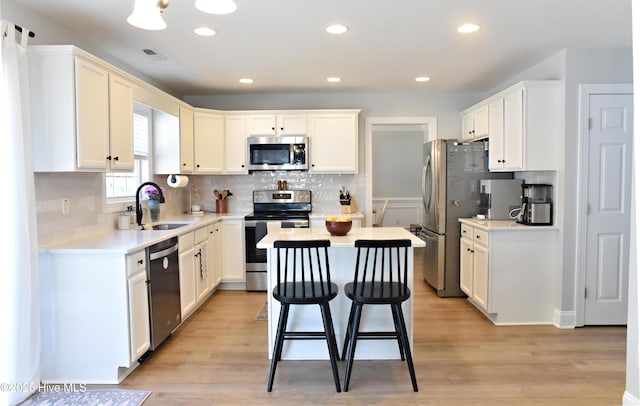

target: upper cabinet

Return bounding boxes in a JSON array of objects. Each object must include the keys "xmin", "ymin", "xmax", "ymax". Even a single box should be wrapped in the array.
[
  {"xmin": 308, "ymin": 111, "xmax": 360, "ymax": 174},
  {"xmin": 488, "ymin": 81, "xmax": 561, "ymax": 172},
  {"xmin": 224, "ymin": 115, "xmax": 248, "ymax": 174},
  {"xmin": 29, "ymin": 46, "xmax": 134, "ymax": 172},
  {"xmin": 461, "ymin": 104, "xmax": 489, "ymax": 141},
  {"xmin": 179, "ymin": 106, "xmax": 195, "ymax": 173},
  {"xmin": 193, "ymin": 109, "xmax": 224, "ymax": 174},
  {"xmin": 461, "ymin": 80, "xmax": 561, "ymax": 172},
  {"xmin": 247, "ymin": 113, "xmax": 307, "ymax": 136}
]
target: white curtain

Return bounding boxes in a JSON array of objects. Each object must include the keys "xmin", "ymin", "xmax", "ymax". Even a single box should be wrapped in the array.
[{"xmin": 0, "ymin": 21, "xmax": 40, "ymax": 406}]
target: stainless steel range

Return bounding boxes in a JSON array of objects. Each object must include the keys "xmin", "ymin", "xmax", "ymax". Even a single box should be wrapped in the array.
[{"xmin": 244, "ymin": 190, "xmax": 311, "ymax": 291}]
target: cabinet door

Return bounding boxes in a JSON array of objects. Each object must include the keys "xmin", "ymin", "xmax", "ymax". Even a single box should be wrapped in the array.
[
  {"xmin": 473, "ymin": 105, "xmax": 489, "ymax": 139},
  {"xmin": 222, "ymin": 220, "xmax": 245, "ymax": 282},
  {"xmin": 179, "ymin": 247, "xmax": 197, "ymax": 319},
  {"xmin": 207, "ymin": 224, "xmax": 221, "ymax": 290},
  {"xmin": 309, "ymin": 113, "xmax": 358, "ymax": 173},
  {"xmin": 127, "ymin": 270, "xmax": 150, "ymax": 362},
  {"xmin": 461, "ymin": 112, "xmax": 474, "ymax": 141},
  {"xmin": 247, "ymin": 114, "xmax": 276, "ymax": 135},
  {"xmin": 108, "ymin": 73, "xmax": 134, "ymax": 170},
  {"xmin": 179, "ymin": 106, "xmax": 195, "ymax": 173},
  {"xmin": 277, "ymin": 114, "xmax": 307, "ymax": 135},
  {"xmin": 75, "ymin": 57, "xmax": 110, "ymax": 169},
  {"xmin": 488, "ymin": 97, "xmax": 505, "ymax": 170},
  {"xmin": 194, "ymin": 111, "xmax": 224, "ymax": 173},
  {"xmin": 472, "ymin": 243, "xmax": 490, "ymax": 312},
  {"xmin": 195, "ymin": 242, "xmax": 210, "ymax": 302},
  {"xmin": 459, "ymin": 237, "xmax": 474, "ymax": 297},
  {"xmin": 224, "ymin": 115, "xmax": 248, "ymax": 173},
  {"xmin": 502, "ymin": 88, "xmax": 524, "ymax": 170}
]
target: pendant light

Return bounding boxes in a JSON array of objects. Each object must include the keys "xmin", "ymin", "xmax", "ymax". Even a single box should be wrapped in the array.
[
  {"xmin": 195, "ymin": 0, "xmax": 237, "ymax": 15},
  {"xmin": 127, "ymin": 0, "xmax": 169, "ymax": 31}
]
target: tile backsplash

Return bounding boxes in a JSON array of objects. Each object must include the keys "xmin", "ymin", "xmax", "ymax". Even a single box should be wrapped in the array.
[{"xmin": 35, "ymin": 171, "xmax": 362, "ymax": 246}]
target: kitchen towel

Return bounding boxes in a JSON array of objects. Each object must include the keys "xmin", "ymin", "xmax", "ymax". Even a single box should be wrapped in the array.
[{"xmin": 167, "ymin": 174, "xmax": 189, "ymax": 188}]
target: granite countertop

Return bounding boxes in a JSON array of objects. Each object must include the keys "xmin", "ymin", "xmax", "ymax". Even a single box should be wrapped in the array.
[
  {"xmin": 256, "ymin": 226, "xmax": 426, "ymax": 248},
  {"xmin": 459, "ymin": 217, "xmax": 559, "ymax": 231},
  {"xmin": 39, "ymin": 212, "xmax": 247, "ymax": 255}
]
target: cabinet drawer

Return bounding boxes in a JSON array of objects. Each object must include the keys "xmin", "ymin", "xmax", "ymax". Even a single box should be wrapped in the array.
[
  {"xmin": 194, "ymin": 226, "xmax": 208, "ymax": 244},
  {"xmin": 474, "ymin": 229, "xmax": 489, "ymax": 245},
  {"xmin": 127, "ymin": 250, "xmax": 146, "ymax": 277},
  {"xmin": 179, "ymin": 232, "xmax": 195, "ymax": 251},
  {"xmin": 460, "ymin": 224, "xmax": 474, "ymax": 239}
]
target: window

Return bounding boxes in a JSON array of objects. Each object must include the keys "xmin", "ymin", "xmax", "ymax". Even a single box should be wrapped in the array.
[{"xmin": 104, "ymin": 106, "xmax": 151, "ymax": 211}]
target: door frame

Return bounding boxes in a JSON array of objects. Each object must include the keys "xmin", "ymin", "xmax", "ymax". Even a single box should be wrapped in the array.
[
  {"xmin": 365, "ymin": 117, "xmax": 437, "ymax": 227},
  {"xmin": 575, "ymin": 83, "xmax": 633, "ymax": 326}
]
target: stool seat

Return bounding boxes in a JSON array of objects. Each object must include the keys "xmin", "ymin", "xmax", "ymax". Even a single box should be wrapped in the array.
[
  {"xmin": 343, "ymin": 282, "xmax": 411, "ymax": 304},
  {"xmin": 273, "ymin": 282, "xmax": 338, "ymax": 304}
]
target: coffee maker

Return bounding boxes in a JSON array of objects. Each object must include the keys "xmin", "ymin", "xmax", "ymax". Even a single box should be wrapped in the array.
[{"xmin": 518, "ymin": 183, "xmax": 553, "ymax": 225}]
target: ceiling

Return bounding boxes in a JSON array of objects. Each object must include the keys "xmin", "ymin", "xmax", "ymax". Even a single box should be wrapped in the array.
[{"xmin": 15, "ymin": 0, "xmax": 633, "ymax": 96}]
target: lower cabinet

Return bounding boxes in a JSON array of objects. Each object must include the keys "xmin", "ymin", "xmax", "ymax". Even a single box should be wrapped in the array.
[
  {"xmin": 221, "ymin": 218, "xmax": 245, "ymax": 283},
  {"xmin": 179, "ymin": 232, "xmax": 197, "ymax": 319},
  {"xmin": 195, "ymin": 226, "xmax": 210, "ymax": 303},
  {"xmin": 208, "ymin": 222, "xmax": 223, "ymax": 289},
  {"xmin": 127, "ymin": 250, "xmax": 151, "ymax": 363},
  {"xmin": 459, "ymin": 221, "xmax": 558, "ymax": 325}
]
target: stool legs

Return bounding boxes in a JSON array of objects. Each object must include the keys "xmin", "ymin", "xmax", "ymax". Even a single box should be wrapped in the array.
[
  {"xmin": 391, "ymin": 303, "xmax": 418, "ymax": 392},
  {"xmin": 343, "ymin": 302, "xmax": 364, "ymax": 392},
  {"xmin": 319, "ymin": 303, "xmax": 342, "ymax": 392},
  {"xmin": 267, "ymin": 304, "xmax": 289, "ymax": 392}
]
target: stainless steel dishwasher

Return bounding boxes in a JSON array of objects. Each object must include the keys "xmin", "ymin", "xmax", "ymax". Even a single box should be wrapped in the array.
[{"xmin": 146, "ymin": 237, "xmax": 181, "ymax": 350}]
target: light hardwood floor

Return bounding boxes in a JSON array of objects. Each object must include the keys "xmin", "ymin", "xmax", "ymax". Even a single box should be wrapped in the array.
[{"xmin": 120, "ymin": 250, "xmax": 627, "ymax": 405}]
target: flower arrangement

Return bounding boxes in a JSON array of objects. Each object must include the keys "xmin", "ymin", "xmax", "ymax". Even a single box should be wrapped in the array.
[{"xmin": 143, "ymin": 185, "xmax": 164, "ymax": 201}]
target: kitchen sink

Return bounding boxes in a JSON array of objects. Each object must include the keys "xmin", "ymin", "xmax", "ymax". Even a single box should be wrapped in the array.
[{"xmin": 151, "ymin": 223, "xmax": 192, "ymax": 230}]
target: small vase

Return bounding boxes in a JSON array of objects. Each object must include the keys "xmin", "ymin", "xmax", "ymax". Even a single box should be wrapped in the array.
[
  {"xmin": 215, "ymin": 199, "xmax": 228, "ymax": 214},
  {"xmin": 148, "ymin": 199, "xmax": 160, "ymax": 222}
]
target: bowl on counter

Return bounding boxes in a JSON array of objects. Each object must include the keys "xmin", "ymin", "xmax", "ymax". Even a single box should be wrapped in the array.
[{"xmin": 325, "ymin": 218, "xmax": 352, "ymax": 236}]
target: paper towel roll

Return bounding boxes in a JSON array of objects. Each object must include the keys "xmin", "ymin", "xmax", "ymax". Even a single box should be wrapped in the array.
[{"xmin": 167, "ymin": 174, "xmax": 189, "ymax": 188}]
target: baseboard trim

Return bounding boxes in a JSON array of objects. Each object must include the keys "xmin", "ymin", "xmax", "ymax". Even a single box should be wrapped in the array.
[
  {"xmin": 623, "ymin": 391, "xmax": 640, "ymax": 405},
  {"xmin": 553, "ymin": 309, "xmax": 576, "ymax": 329}
]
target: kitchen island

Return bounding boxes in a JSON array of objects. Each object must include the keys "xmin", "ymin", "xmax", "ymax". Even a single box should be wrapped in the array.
[{"xmin": 257, "ymin": 227, "xmax": 425, "ymax": 360}]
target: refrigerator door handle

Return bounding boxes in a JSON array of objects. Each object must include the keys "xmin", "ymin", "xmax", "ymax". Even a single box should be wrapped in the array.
[{"xmin": 421, "ymin": 162, "xmax": 428, "ymax": 211}]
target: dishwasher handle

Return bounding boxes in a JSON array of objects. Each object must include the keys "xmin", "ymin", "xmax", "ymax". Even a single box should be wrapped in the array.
[{"xmin": 149, "ymin": 243, "xmax": 178, "ymax": 261}]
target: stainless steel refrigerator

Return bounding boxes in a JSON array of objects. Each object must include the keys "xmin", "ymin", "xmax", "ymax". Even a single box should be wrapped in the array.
[{"xmin": 419, "ymin": 139, "xmax": 512, "ymax": 297}]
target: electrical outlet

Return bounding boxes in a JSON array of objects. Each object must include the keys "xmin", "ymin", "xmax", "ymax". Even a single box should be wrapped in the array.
[
  {"xmin": 61, "ymin": 198, "xmax": 70, "ymax": 215},
  {"xmin": 88, "ymin": 195, "xmax": 95, "ymax": 212}
]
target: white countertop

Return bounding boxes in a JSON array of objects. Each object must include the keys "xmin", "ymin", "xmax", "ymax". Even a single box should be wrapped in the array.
[
  {"xmin": 256, "ymin": 226, "xmax": 426, "ymax": 248},
  {"xmin": 459, "ymin": 217, "xmax": 559, "ymax": 231},
  {"xmin": 39, "ymin": 212, "xmax": 246, "ymax": 255}
]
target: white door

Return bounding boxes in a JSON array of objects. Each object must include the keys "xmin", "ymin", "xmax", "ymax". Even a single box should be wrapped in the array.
[{"xmin": 584, "ymin": 93, "xmax": 633, "ymax": 325}]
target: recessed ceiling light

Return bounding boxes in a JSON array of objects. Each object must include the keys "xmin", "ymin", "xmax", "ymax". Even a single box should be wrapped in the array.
[
  {"xmin": 415, "ymin": 76, "xmax": 430, "ymax": 82},
  {"xmin": 239, "ymin": 78, "xmax": 254, "ymax": 84},
  {"xmin": 326, "ymin": 24, "xmax": 348, "ymax": 34},
  {"xmin": 194, "ymin": 26, "xmax": 216, "ymax": 36},
  {"xmin": 457, "ymin": 23, "xmax": 480, "ymax": 33},
  {"xmin": 195, "ymin": 0, "xmax": 237, "ymax": 15},
  {"xmin": 326, "ymin": 77, "xmax": 342, "ymax": 83}
]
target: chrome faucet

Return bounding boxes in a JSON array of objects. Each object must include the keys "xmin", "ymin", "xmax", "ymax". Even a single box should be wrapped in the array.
[{"xmin": 136, "ymin": 181, "xmax": 165, "ymax": 227}]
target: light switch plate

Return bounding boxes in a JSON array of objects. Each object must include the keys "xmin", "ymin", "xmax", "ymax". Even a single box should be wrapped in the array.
[{"xmin": 61, "ymin": 198, "xmax": 70, "ymax": 215}]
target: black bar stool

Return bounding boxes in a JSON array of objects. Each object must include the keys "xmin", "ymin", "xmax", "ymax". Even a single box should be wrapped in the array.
[
  {"xmin": 341, "ymin": 239, "xmax": 418, "ymax": 392},
  {"xmin": 267, "ymin": 240, "xmax": 342, "ymax": 392}
]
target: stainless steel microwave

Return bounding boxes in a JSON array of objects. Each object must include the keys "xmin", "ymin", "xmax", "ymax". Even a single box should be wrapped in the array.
[{"xmin": 247, "ymin": 135, "xmax": 308, "ymax": 171}]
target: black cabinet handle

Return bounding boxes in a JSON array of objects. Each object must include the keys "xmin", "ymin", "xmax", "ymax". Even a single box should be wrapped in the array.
[
  {"xmin": 241, "ymin": 164, "xmax": 245, "ymax": 168},
  {"xmin": 196, "ymin": 164, "xmax": 200, "ymax": 168},
  {"xmin": 106, "ymin": 155, "xmax": 112, "ymax": 160},
  {"xmin": 138, "ymin": 259, "xmax": 144, "ymax": 265},
  {"xmin": 113, "ymin": 156, "xmax": 119, "ymax": 161},
  {"xmin": 183, "ymin": 163, "xmax": 187, "ymax": 166}
]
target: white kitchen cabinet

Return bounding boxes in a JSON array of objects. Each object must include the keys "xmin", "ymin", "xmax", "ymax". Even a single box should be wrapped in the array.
[
  {"xmin": 179, "ymin": 105, "xmax": 195, "ymax": 173},
  {"xmin": 208, "ymin": 222, "xmax": 223, "ymax": 290},
  {"xmin": 247, "ymin": 113, "xmax": 307, "ymax": 136},
  {"xmin": 221, "ymin": 219, "xmax": 245, "ymax": 283},
  {"xmin": 224, "ymin": 115, "xmax": 248, "ymax": 174},
  {"xmin": 487, "ymin": 81, "xmax": 561, "ymax": 171},
  {"xmin": 308, "ymin": 111, "xmax": 360, "ymax": 174},
  {"xmin": 126, "ymin": 250, "xmax": 150, "ymax": 363},
  {"xmin": 29, "ymin": 46, "xmax": 135, "ymax": 172},
  {"xmin": 458, "ymin": 219, "xmax": 558, "ymax": 325},
  {"xmin": 460, "ymin": 104, "xmax": 489, "ymax": 141},
  {"xmin": 194, "ymin": 109, "xmax": 225, "ymax": 174},
  {"xmin": 195, "ymin": 226, "xmax": 210, "ymax": 303},
  {"xmin": 179, "ymin": 232, "xmax": 197, "ymax": 319},
  {"xmin": 459, "ymin": 224, "xmax": 489, "ymax": 311},
  {"xmin": 39, "ymin": 251, "xmax": 142, "ymax": 383}
]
